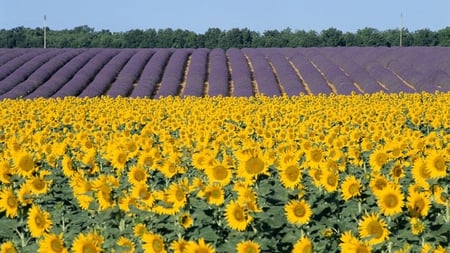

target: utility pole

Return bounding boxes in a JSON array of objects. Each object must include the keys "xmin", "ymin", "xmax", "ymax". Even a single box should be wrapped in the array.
[
  {"xmin": 44, "ymin": 15, "xmax": 47, "ymax": 48},
  {"xmin": 399, "ymin": 13, "xmax": 403, "ymax": 47}
]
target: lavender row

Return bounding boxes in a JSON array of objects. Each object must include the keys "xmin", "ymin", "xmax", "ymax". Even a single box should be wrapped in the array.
[
  {"xmin": 106, "ymin": 49, "xmax": 155, "ymax": 97},
  {"xmin": 130, "ymin": 49, "xmax": 175, "ymax": 98},
  {"xmin": 243, "ymin": 48, "xmax": 281, "ymax": 97},
  {"xmin": 263, "ymin": 49, "xmax": 306, "ymax": 96},
  {"xmin": 182, "ymin": 48, "xmax": 209, "ymax": 97},
  {"xmin": 207, "ymin": 49, "xmax": 229, "ymax": 96},
  {"xmin": 0, "ymin": 49, "xmax": 85, "ymax": 99},
  {"xmin": 226, "ymin": 48, "xmax": 253, "ymax": 97},
  {"xmin": 77, "ymin": 49, "xmax": 137, "ymax": 97},
  {"xmin": 0, "ymin": 49, "xmax": 63, "ymax": 96},
  {"xmin": 287, "ymin": 51, "xmax": 331, "ymax": 94},
  {"xmin": 301, "ymin": 49, "xmax": 359, "ymax": 95},
  {"xmin": 156, "ymin": 49, "xmax": 193, "ymax": 98},
  {"xmin": 26, "ymin": 49, "xmax": 101, "ymax": 98}
]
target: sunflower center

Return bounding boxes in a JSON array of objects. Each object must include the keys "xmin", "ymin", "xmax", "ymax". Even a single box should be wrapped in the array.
[
  {"xmin": 374, "ymin": 179, "xmax": 387, "ymax": 190},
  {"xmin": 234, "ymin": 208, "xmax": 245, "ymax": 221},
  {"xmin": 419, "ymin": 166, "xmax": 431, "ymax": 178},
  {"xmin": 211, "ymin": 189, "xmax": 221, "ymax": 199},
  {"xmin": 326, "ymin": 174, "xmax": 337, "ymax": 186},
  {"xmin": 434, "ymin": 157, "xmax": 445, "ymax": 171},
  {"xmin": 245, "ymin": 157, "xmax": 264, "ymax": 175},
  {"xmin": 175, "ymin": 189, "xmax": 184, "ymax": 201},
  {"xmin": 285, "ymin": 165, "xmax": 299, "ymax": 182},
  {"xmin": 294, "ymin": 205, "xmax": 306, "ymax": 217},
  {"xmin": 118, "ymin": 153, "xmax": 127, "ymax": 164},
  {"xmin": 310, "ymin": 150, "xmax": 322, "ymax": 163},
  {"xmin": 414, "ymin": 199, "xmax": 425, "ymax": 212},
  {"xmin": 195, "ymin": 248, "xmax": 210, "ymax": 253},
  {"xmin": 392, "ymin": 165, "xmax": 403, "ymax": 177},
  {"xmin": 19, "ymin": 155, "xmax": 34, "ymax": 172},
  {"xmin": 134, "ymin": 170, "xmax": 145, "ymax": 181},
  {"xmin": 375, "ymin": 153, "xmax": 388, "ymax": 165},
  {"xmin": 139, "ymin": 189, "xmax": 150, "ymax": 200},
  {"xmin": 82, "ymin": 243, "xmax": 98, "ymax": 253},
  {"xmin": 367, "ymin": 221, "xmax": 383, "ymax": 238},
  {"xmin": 384, "ymin": 194, "xmax": 398, "ymax": 208},
  {"xmin": 34, "ymin": 214, "xmax": 45, "ymax": 228},
  {"xmin": 32, "ymin": 179, "xmax": 45, "ymax": 190},
  {"xmin": 244, "ymin": 245, "xmax": 258, "ymax": 253},
  {"xmin": 7, "ymin": 195, "xmax": 17, "ymax": 208},
  {"xmin": 356, "ymin": 245, "xmax": 370, "ymax": 253},
  {"xmin": 349, "ymin": 183, "xmax": 359, "ymax": 195},
  {"xmin": 152, "ymin": 239, "xmax": 163, "ymax": 252},
  {"xmin": 143, "ymin": 156, "xmax": 154, "ymax": 167},
  {"xmin": 212, "ymin": 165, "xmax": 228, "ymax": 180},
  {"xmin": 50, "ymin": 238, "xmax": 63, "ymax": 252}
]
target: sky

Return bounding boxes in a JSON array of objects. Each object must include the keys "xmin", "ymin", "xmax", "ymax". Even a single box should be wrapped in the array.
[{"xmin": 1, "ymin": 0, "xmax": 449, "ymax": 33}]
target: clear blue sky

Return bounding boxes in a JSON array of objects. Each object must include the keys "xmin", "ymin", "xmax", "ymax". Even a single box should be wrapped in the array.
[{"xmin": 1, "ymin": 0, "xmax": 449, "ymax": 33}]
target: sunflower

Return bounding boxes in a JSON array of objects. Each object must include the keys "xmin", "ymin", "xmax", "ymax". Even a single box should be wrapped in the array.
[
  {"xmin": 116, "ymin": 236, "xmax": 135, "ymax": 253},
  {"xmin": 291, "ymin": 236, "xmax": 313, "ymax": 253},
  {"xmin": 425, "ymin": 150, "xmax": 447, "ymax": 179},
  {"xmin": 109, "ymin": 148, "xmax": 128, "ymax": 172},
  {"xmin": 0, "ymin": 160, "xmax": 12, "ymax": 184},
  {"xmin": 375, "ymin": 184, "xmax": 404, "ymax": 216},
  {"xmin": 26, "ymin": 175, "xmax": 51, "ymax": 195},
  {"xmin": 225, "ymin": 200, "xmax": 252, "ymax": 231},
  {"xmin": 411, "ymin": 158, "xmax": 431, "ymax": 184},
  {"xmin": 305, "ymin": 147, "xmax": 323, "ymax": 168},
  {"xmin": 166, "ymin": 182, "xmax": 187, "ymax": 209},
  {"xmin": 369, "ymin": 174, "xmax": 390, "ymax": 194},
  {"xmin": 339, "ymin": 231, "xmax": 372, "ymax": 253},
  {"xmin": 128, "ymin": 166, "xmax": 149, "ymax": 186},
  {"xmin": 432, "ymin": 185, "xmax": 449, "ymax": 207},
  {"xmin": 178, "ymin": 212, "xmax": 193, "ymax": 229},
  {"xmin": 183, "ymin": 238, "xmax": 215, "ymax": 253},
  {"xmin": 235, "ymin": 147, "xmax": 271, "ymax": 184},
  {"xmin": 236, "ymin": 240, "xmax": 260, "ymax": 253},
  {"xmin": 38, "ymin": 233, "xmax": 68, "ymax": 253},
  {"xmin": 204, "ymin": 160, "xmax": 232, "ymax": 186},
  {"xmin": 369, "ymin": 148, "xmax": 389, "ymax": 172},
  {"xmin": 320, "ymin": 169, "xmax": 339, "ymax": 193},
  {"xmin": 13, "ymin": 150, "xmax": 36, "ymax": 177},
  {"xmin": 28, "ymin": 204, "xmax": 53, "ymax": 238},
  {"xmin": 0, "ymin": 241, "xmax": 17, "ymax": 253},
  {"xmin": 0, "ymin": 187, "xmax": 19, "ymax": 218},
  {"xmin": 407, "ymin": 190, "xmax": 431, "ymax": 218},
  {"xmin": 131, "ymin": 184, "xmax": 154, "ymax": 210},
  {"xmin": 278, "ymin": 161, "xmax": 302, "ymax": 189},
  {"xmin": 133, "ymin": 223, "xmax": 148, "ymax": 237},
  {"xmin": 390, "ymin": 161, "xmax": 406, "ymax": 182},
  {"xmin": 284, "ymin": 199, "xmax": 312, "ymax": 225},
  {"xmin": 235, "ymin": 185, "xmax": 261, "ymax": 212},
  {"xmin": 170, "ymin": 238, "xmax": 188, "ymax": 253},
  {"xmin": 61, "ymin": 155, "xmax": 75, "ymax": 177},
  {"xmin": 198, "ymin": 184, "xmax": 225, "ymax": 206},
  {"xmin": 141, "ymin": 233, "xmax": 167, "ymax": 253},
  {"xmin": 18, "ymin": 183, "xmax": 33, "ymax": 206},
  {"xmin": 71, "ymin": 232, "xmax": 103, "ymax": 253},
  {"xmin": 358, "ymin": 213, "xmax": 390, "ymax": 245},
  {"xmin": 409, "ymin": 217, "xmax": 425, "ymax": 235},
  {"xmin": 340, "ymin": 175, "xmax": 362, "ymax": 201}
]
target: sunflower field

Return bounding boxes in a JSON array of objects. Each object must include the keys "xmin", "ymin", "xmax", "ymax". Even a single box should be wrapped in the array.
[{"xmin": 0, "ymin": 92, "xmax": 449, "ymax": 253}]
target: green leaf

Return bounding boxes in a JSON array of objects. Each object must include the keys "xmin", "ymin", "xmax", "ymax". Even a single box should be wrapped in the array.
[
  {"xmin": 0, "ymin": 218, "xmax": 17, "ymax": 238},
  {"xmin": 198, "ymin": 226, "xmax": 219, "ymax": 241}
]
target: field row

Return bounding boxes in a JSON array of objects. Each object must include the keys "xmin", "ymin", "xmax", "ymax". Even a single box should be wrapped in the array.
[{"xmin": 0, "ymin": 47, "xmax": 449, "ymax": 99}]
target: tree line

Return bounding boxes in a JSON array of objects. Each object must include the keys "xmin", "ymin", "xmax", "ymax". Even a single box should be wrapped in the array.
[{"xmin": 1, "ymin": 25, "xmax": 449, "ymax": 49}]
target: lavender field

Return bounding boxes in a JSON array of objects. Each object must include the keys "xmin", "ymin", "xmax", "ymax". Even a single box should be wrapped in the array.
[{"xmin": 0, "ymin": 47, "xmax": 449, "ymax": 99}]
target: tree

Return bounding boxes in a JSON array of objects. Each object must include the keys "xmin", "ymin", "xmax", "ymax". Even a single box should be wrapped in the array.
[{"xmin": 320, "ymin": 28, "xmax": 345, "ymax": 46}]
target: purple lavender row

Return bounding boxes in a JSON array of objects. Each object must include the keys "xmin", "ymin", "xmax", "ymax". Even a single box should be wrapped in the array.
[
  {"xmin": 287, "ymin": 50, "xmax": 331, "ymax": 94},
  {"xmin": 77, "ymin": 49, "xmax": 137, "ymax": 97},
  {"xmin": 243, "ymin": 48, "xmax": 281, "ymax": 97},
  {"xmin": 364, "ymin": 61, "xmax": 413, "ymax": 93},
  {"xmin": 0, "ymin": 49, "xmax": 62, "ymax": 96},
  {"xmin": 52, "ymin": 49, "xmax": 120, "ymax": 98},
  {"xmin": 156, "ymin": 49, "xmax": 193, "ymax": 98},
  {"xmin": 106, "ymin": 49, "xmax": 155, "ymax": 98},
  {"xmin": 321, "ymin": 48, "xmax": 382, "ymax": 93},
  {"xmin": 26, "ymin": 49, "xmax": 101, "ymax": 98},
  {"xmin": 263, "ymin": 48, "xmax": 306, "ymax": 96},
  {"xmin": 386, "ymin": 60, "xmax": 435, "ymax": 93},
  {"xmin": 226, "ymin": 48, "xmax": 253, "ymax": 97},
  {"xmin": 0, "ymin": 50, "xmax": 44, "ymax": 81},
  {"xmin": 0, "ymin": 49, "xmax": 84, "ymax": 99},
  {"xmin": 302, "ymin": 49, "xmax": 359, "ymax": 95},
  {"xmin": 130, "ymin": 49, "xmax": 174, "ymax": 98},
  {"xmin": 207, "ymin": 48, "xmax": 229, "ymax": 97},
  {"xmin": 0, "ymin": 49, "xmax": 28, "ymax": 67},
  {"xmin": 182, "ymin": 48, "xmax": 209, "ymax": 97}
]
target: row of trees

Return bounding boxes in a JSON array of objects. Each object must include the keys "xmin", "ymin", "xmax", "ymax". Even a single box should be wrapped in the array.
[{"xmin": 1, "ymin": 26, "xmax": 450, "ymax": 48}]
